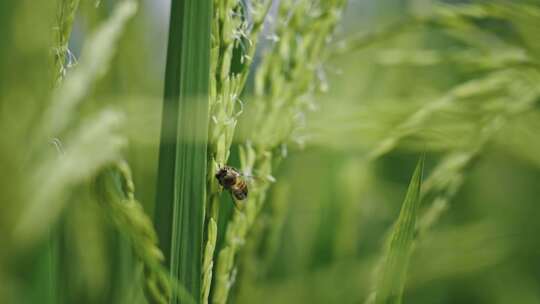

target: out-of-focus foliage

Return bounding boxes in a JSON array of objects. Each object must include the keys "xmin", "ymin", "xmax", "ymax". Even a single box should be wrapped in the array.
[
  {"xmin": 0, "ymin": 0, "xmax": 160, "ymax": 303},
  {"xmin": 235, "ymin": 1, "xmax": 540, "ymax": 304},
  {"xmin": 1, "ymin": 0, "xmax": 540, "ymax": 304}
]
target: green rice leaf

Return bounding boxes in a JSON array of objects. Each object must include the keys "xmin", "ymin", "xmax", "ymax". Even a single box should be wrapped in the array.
[
  {"xmin": 153, "ymin": 0, "xmax": 212, "ymax": 303},
  {"xmin": 375, "ymin": 156, "xmax": 424, "ymax": 304}
]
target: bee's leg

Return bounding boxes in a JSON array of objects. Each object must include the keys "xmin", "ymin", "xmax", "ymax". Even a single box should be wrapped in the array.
[
  {"xmin": 229, "ymin": 192, "xmax": 243, "ymax": 210},
  {"xmin": 233, "ymin": 200, "xmax": 242, "ymax": 210}
]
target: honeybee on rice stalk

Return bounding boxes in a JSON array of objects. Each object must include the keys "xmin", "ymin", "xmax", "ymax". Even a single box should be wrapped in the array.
[{"xmin": 215, "ymin": 166, "xmax": 249, "ymax": 208}]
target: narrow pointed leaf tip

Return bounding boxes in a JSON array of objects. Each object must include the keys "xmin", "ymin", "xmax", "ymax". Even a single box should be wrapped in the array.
[{"xmin": 375, "ymin": 155, "xmax": 424, "ymax": 304}]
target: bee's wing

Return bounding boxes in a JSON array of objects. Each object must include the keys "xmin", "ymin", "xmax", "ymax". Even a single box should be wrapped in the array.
[{"xmin": 242, "ymin": 173, "xmax": 271, "ymax": 185}]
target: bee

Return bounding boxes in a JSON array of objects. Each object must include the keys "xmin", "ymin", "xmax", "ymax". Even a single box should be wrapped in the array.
[{"xmin": 215, "ymin": 166, "xmax": 248, "ymax": 203}]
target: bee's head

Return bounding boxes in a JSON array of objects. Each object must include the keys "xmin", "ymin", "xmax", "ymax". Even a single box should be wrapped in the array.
[
  {"xmin": 215, "ymin": 167, "xmax": 235, "ymax": 187},
  {"xmin": 215, "ymin": 168, "xmax": 227, "ymax": 180}
]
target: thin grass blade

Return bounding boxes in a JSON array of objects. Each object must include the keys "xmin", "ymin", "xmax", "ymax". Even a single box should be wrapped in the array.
[{"xmin": 375, "ymin": 156, "xmax": 424, "ymax": 304}]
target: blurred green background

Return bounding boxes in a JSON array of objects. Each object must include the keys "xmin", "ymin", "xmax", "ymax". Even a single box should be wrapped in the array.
[{"xmin": 1, "ymin": 0, "xmax": 540, "ymax": 303}]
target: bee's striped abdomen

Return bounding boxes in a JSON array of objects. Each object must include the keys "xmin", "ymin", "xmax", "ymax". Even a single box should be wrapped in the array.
[{"xmin": 231, "ymin": 179, "xmax": 248, "ymax": 200}]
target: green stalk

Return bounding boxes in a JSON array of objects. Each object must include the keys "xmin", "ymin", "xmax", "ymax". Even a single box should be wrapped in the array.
[
  {"xmin": 94, "ymin": 162, "xmax": 172, "ymax": 304},
  {"xmin": 44, "ymin": 1, "xmax": 80, "ymax": 303},
  {"xmin": 212, "ymin": 1, "xmax": 347, "ymax": 303},
  {"xmin": 202, "ymin": 1, "xmax": 270, "ymax": 303},
  {"xmin": 54, "ymin": 0, "xmax": 81, "ymax": 84},
  {"xmin": 46, "ymin": 1, "xmax": 81, "ymax": 302},
  {"xmin": 153, "ymin": 1, "xmax": 212, "ymax": 303}
]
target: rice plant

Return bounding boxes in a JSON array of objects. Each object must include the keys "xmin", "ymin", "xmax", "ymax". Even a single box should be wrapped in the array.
[{"xmin": 2, "ymin": 1, "xmax": 540, "ymax": 304}]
